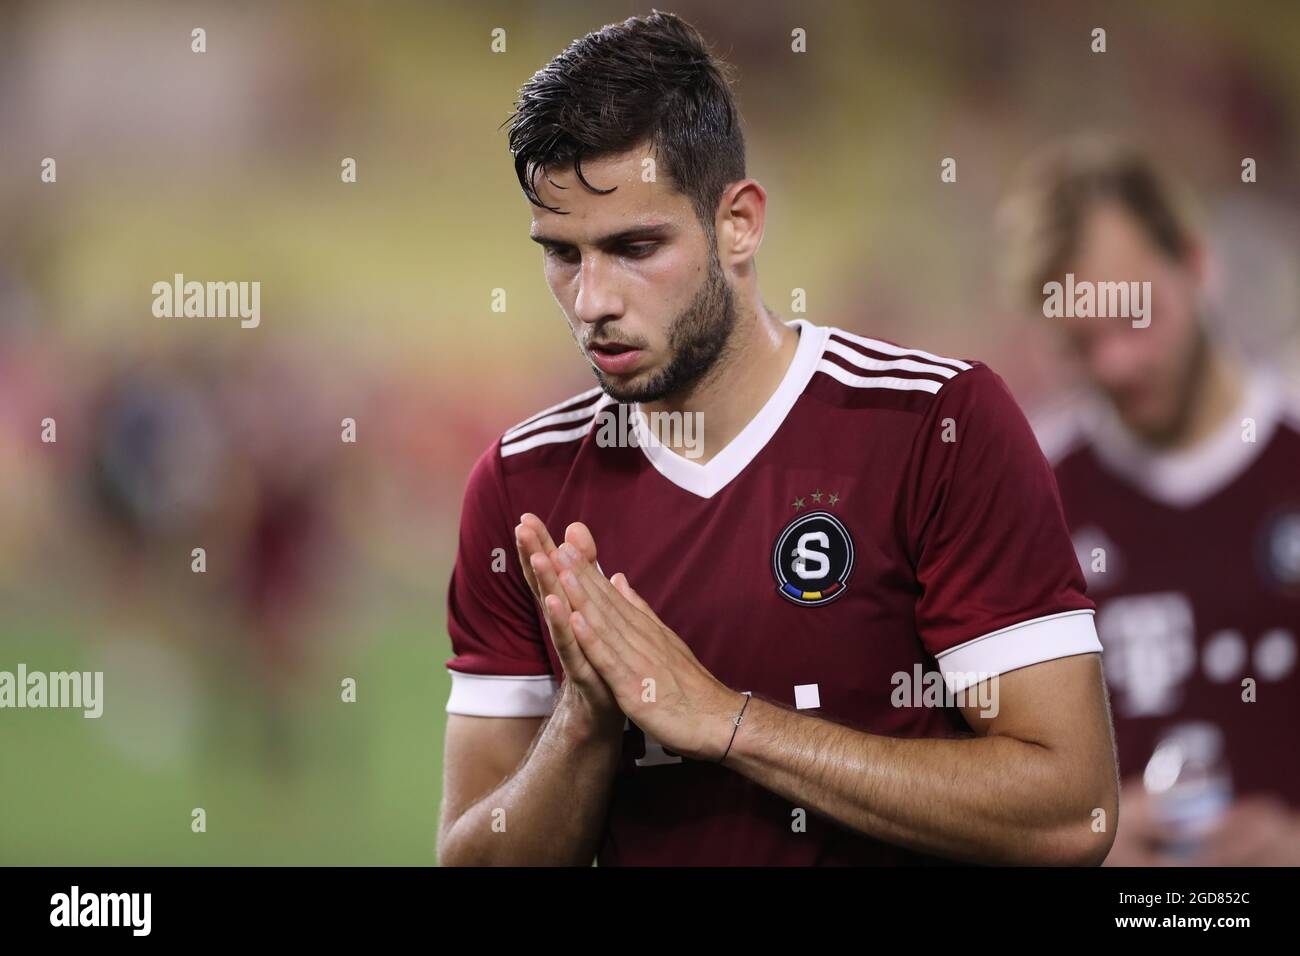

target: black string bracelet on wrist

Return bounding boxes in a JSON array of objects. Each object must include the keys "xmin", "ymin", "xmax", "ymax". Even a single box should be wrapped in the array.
[{"xmin": 718, "ymin": 692, "xmax": 751, "ymax": 764}]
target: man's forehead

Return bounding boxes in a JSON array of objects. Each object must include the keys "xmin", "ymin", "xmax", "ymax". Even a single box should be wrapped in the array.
[
  {"xmin": 1077, "ymin": 203, "xmax": 1159, "ymax": 263},
  {"xmin": 529, "ymin": 145, "xmax": 687, "ymax": 233}
]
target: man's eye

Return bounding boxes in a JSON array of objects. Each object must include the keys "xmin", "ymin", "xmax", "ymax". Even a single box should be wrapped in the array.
[
  {"xmin": 622, "ymin": 242, "xmax": 658, "ymax": 258},
  {"xmin": 545, "ymin": 246, "xmax": 579, "ymax": 264}
]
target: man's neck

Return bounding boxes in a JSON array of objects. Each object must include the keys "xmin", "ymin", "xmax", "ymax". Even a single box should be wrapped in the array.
[
  {"xmin": 639, "ymin": 304, "xmax": 800, "ymax": 465},
  {"xmin": 1153, "ymin": 348, "xmax": 1244, "ymax": 453}
]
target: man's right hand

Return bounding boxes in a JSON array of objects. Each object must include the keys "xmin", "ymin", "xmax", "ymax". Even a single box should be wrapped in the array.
[{"xmin": 515, "ymin": 513, "xmax": 625, "ymax": 737}]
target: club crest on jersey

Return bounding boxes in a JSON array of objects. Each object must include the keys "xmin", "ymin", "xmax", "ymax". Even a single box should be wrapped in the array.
[{"xmin": 772, "ymin": 511, "xmax": 855, "ymax": 606}]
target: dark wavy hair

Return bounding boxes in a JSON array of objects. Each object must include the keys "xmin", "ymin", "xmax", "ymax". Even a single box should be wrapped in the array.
[{"xmin": 504, "ymin": 10, "xmax": 746, "ymax": 230}]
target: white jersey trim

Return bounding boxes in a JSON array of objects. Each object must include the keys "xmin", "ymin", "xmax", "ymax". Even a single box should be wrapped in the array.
[
  {"xmin": 823, "ymin": 337, "xmax": 963, "ymax": 380},
  {"xmin": 501, "ymin": 393, "xmax": 615, "ymax": 458},
  {"xmin": 1084, "ymin": 369, "xmax": 1286, "ymax": 509},
  {"xmin": 504, "ymin": 385, "xmax": 603, "ymax": 440},
  {"xmin": 934, "ymin": 608, "xmax": 1101, "ymax": 694},
  {"xmin": 829, "ymin": 327, "xmax": 972, "ymax": 372},
  {"xmin": 635, "ymin": 320, "xmax": 977, "ymax": 498},
  {"xmin": 504, "ymin": 395, "xmax": 608, "ymax": 445},
  {"xmin": 445, "ymin": 671, "xmax": 558, "ymax": 717},
  {"xmin": 634, "ymin": 318, "xmax": 831, "ymax": 499},
  {"xmin": 815, "ymin": 359, "xmax": 944, "ymax": 394}
]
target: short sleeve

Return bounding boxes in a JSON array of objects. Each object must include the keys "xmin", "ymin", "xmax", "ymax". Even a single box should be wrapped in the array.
[
  {"xmin": 444, "ymin": 441, "xmax": 558, "ymax": 717},
  {"xmin": 903, "ymin": 365, "xmax": 1100, "ymax": 693}
]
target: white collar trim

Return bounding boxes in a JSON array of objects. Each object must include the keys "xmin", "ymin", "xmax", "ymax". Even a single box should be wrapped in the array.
[
  {"xmin": 1085, "ymin": 369, "xmax": 1284, "ymax": 509},
  {"xmin": 633, "ymin": 318, "xmax": 829, "ymax": 499}
]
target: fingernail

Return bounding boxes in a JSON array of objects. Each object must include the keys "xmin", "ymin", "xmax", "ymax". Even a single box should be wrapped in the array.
[{"xmin": 559, "ymin": 544, "xmax": 578, "ymax": 566}]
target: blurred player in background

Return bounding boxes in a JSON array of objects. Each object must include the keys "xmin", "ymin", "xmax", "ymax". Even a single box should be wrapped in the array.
[
  {"xmin": 998, "ymin": 136, "xmax": 1300, "ymax": 865},
  {"xmin": 76, "ymin": 345, "xmax": 341, "ymax": 771}
]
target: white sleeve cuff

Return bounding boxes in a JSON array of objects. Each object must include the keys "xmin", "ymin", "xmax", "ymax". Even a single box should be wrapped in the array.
[
  {"xmin": 445, "ymin": 671, "xmax": 559, "ymax": 717},
  {"xmin": 934, "ymin": 609, "xmax": 1101, "ymax": 693}
]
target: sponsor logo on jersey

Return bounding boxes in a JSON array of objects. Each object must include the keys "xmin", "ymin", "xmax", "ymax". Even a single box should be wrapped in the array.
[{"xmin": 772, "ymin": 511, "xmax": 855, "ymax": 606}]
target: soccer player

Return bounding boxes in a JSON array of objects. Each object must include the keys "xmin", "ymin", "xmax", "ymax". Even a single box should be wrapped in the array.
[
  {"xmin": 437, "ymin": 12, "xmax": 1117, "ymax": 866},
  {"xmin": 997, "ymin": 137, "xmax": 1300, "ymax": 864}
]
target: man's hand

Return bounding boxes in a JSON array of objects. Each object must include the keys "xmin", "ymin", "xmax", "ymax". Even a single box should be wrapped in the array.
[
  {"xmin": 514, "ymin": 514, "xmax": 623, "ymax": 736},
  {"xmin": 540, "ymin": 523, "xmax": 745, "ymax": 762},
  {"xmin": 525, "ymin": 521, "xmax": 1117, "ymax": 864},
  {"xmin": 440, "ymin": 516, "xmax": 627, "ymax": 867}
]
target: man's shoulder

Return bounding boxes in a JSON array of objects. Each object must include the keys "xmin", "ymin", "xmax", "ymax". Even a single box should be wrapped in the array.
[
  {"xmin": 813, "ymin": 324, "xmax": 983, "ymax": 406},
  {"xmin": 460, "ymin": 384, "xmax": 613, "ymax": 513},
  {"xmin": 498, "ymin": 384, "xmax": 611, "ymax": 457}
]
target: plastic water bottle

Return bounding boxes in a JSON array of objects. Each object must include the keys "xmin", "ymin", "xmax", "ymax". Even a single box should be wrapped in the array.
[{"xmin": 1142, "ymin": 722, "xmax": 1233, "ymax": 858}]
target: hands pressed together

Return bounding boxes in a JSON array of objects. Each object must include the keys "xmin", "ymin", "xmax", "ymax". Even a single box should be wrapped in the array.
[{"xmin": 514, "ymin": 513, "xmax": 746, "ymax": 763}]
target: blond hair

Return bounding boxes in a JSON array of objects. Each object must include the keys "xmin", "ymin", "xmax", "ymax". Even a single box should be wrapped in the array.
[{"xmin": 996, "ymin": 135, "xmax": 1200, "ymax": 309}]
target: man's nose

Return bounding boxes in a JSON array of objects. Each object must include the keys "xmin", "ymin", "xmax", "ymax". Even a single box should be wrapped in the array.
[
  {"xmin": 1090, "ymin": 330, "xmax": 1146, "ymax": 389},
  {"xmin": 573, "ymin": 254, "xmax": 622, "ymax": 325}
]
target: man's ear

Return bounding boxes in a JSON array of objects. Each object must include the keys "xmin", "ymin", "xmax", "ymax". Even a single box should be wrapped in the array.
[{"xmin": 717, "ymin": 178, "xmax": 767, "ymax": 267}]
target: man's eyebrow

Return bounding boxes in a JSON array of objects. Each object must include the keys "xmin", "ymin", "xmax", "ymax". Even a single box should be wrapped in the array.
[{"xmin": 529, "ymin": 223, "xmax": 674, "ymax": 247}]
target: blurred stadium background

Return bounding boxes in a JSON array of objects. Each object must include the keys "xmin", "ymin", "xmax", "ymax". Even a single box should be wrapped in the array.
[{"xmin": 0, "ymin": 0, "xmax": 1296, "ymax": 864}]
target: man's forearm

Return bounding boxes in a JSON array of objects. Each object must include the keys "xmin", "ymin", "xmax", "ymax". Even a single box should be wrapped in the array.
[
  {"xmin": 439, "ymin": 690, "xmax": 623, "ymax": 866},
  {"xmin": 723, "ymin": 696, "xmax": 1112, "ymax": 865}
]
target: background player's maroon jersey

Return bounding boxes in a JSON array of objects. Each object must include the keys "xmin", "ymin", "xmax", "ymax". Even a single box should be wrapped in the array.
[
  {"xmin": 445, "ymin": 319, "xmax": 1100, "ymax": 864},
  {"xmin": 1038, "ymin": 373, "xmax": 1300, "ymax": 804}
]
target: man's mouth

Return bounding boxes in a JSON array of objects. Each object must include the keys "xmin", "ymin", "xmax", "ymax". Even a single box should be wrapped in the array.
[
  {"xmin": 588, "ymin": 340, "xmax": 645, "ymax": 375},
  {"xmin": 589, "ymin": 341, "xmax": 635, "ymax": 355}
]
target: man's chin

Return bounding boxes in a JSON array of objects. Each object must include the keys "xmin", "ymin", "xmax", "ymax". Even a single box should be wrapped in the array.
[
  {"xmin": 1116, "ymin": 402, "xmax": 1183, "ymax": 447},
  {"xmin": 594, "ymin": 365, "xmax": 666, "ymax": 404}
]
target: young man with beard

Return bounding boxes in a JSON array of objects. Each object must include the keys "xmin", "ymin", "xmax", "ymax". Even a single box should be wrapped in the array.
[
  {"xmin": 437, "ymin": 12, "xmax": 1117, "ymax": 866},
  {"xmin": 998, "ymin": 137, "xmax": 1300, "ymax": 864}
]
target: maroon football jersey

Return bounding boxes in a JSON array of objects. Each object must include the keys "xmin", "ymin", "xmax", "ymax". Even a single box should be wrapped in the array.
[
  {"xmin": 445, "ymin": 319, "xmax": 1099, "ymax": 865},
  {"xmin": 1038, "ymin": 372, "xmax": 1300, "ymax": 804}
]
